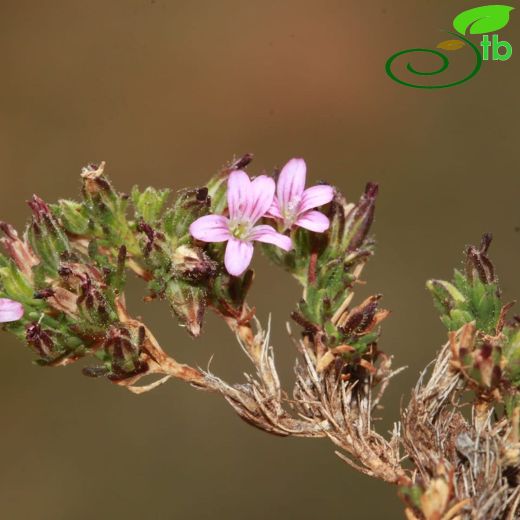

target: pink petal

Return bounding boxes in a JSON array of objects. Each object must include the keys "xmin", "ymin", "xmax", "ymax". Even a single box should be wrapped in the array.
[
  {"xmin": 249, "ymin": 225, "xmax": 292, "ymax": 251},
  {"xmin": 277, "ymin": 158, "xmax": 306, "ymax": 210},
  {"xmin": 295, "ymin": 210, "xmax": 330, "ymax": 232},
  {"xmin": 299, "ymin": 184, "xmax": 334, "ymax": 214},
  {"xmin": 189, "ymin": 215, "xmax": 231, "ymax": 242},
  {"xmin": 247, "ymin": 175, "xmax": 276, "ymax": 223},
  {"xmin": 0, "ymin": 298, "xmax": 24, "ymax": 323},
  {"xmin": 265, "ymin": 196, "xmax": 282, "ymax": 219},
  {"xmin": 224, "ymin": 238, "xmax": 254, "ymax": 276},
  {"xmin": 227, "ymin": 170, "xmax": 252, "ymax": 220}
]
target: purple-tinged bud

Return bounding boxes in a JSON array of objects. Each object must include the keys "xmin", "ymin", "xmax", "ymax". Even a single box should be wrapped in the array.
[
  {"xmin": 231, "ymin": 153, "xmax": 253, "ymax": 170},
  {"xmin": 0, "ymin": 221, "xmax": 39, "ymax": 280},
  {"xmin": 136, "ymin": 220, "xmax": 164, "ymax": 256},
  {"xmin": 102, "ymin": 324, "xmax": 147, "ymax": 378},
  {"xmin": 172, "ymin": 245, "xmax": 217, "ymax": 280},
  {"xmin": 166, "ymin": 279, "xmax": 206, "ymax": 337},
  {"xmin": 26, "ymin": 323, "xmax": 54, "ymax": 356},
  {"xmin": 290, "ymin": 310, "xmax": 320, "ymax": 333},
  {"xmin": 344, "ymin": 182, "xmax": 378, "ymax": 252},
  {"xmin": 466, "ymin": 233, "xmax": 496, "ymax": 285},
  {"xmin": 27, "ymin": 195, "xmax": 51, "ymax": 223},
  {"xmin": 336, "ymin": 294, "xmax": 386, "ymax": 336},
  {"xmin": 47, "ymin": 287, "xmax": 78, "ymax": 317},
  {"xmin": 0, "ymin": 298, "xmax": 24, "ymax": 323}
]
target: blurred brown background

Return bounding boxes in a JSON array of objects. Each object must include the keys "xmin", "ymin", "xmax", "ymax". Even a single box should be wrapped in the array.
[{"xmin": 0, "ymin": 1, "xmax": 518, "ymax": 518}]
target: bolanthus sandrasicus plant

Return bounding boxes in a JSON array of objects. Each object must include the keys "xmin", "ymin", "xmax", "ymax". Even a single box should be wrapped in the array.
[{"xmin": 2, "ymin": 155, "xmax": 520, "ymax": 519}]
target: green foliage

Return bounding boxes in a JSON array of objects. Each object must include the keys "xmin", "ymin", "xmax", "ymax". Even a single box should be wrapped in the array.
[
  {"xmin": 131, "ymin": 186, "xmax": 171, "ymax": 225},
  {"xmin": 427, "ymin": 235, "xmax": 520, "ymax": 394},
  {"xmin": 427, "ymin": 235, "xmax": 502, "ymax": 335},
  {"xmin": 0, "ymin": 260, "xmax": 34, "ymax": 304},
  {"xmin": 0, "ymin": 157, "xmax": 384, "ymax": 382},
  {"xmin": 261, "ymin": 183, "xmax": 382, "ymax": 358},
  {"xmin": 27, "ymin": 196, "xmax": 72, "ymax": 279},
  {"xmin": 133, "ymin": 185, "xmax": 217, "ymax": 335},
  {"xmin": 52, "ymin": 200, "xmax": 90, "ymax": 235},
  {"xmin": 80, "ymin": 163, "xmax": 140, "ymax": 256},
  {"xmin": 0, "ymin": 162, "xmax": 209, "ymax": 376},
  {"xmin": 427, "ymin": 273, "xmax": 502, "ymax": 334}
]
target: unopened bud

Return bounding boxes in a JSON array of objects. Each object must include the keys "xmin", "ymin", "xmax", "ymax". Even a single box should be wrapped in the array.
[
  {"xmin": 466, "ymin": 233, "xmax": 496, "ymax": 285},
  {"xmin": 0, "ymin": 221, "xmax": 39, "ymax": 280},
  {"xmin": 172, "ymin": 245, "xmax": 217, "ymax": 280},
  {"xmin": 166, "ymin": 279, "xmax": 206, "ymax": 337}
]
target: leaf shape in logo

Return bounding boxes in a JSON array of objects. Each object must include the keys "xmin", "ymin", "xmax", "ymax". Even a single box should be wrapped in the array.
[
  {"xmin": 453, "ymin": 5, "xmax": 514, "ymax": 35},
  {"xmin": 436, "ymin": 39, "xmax": 466, "ymax": 51}
]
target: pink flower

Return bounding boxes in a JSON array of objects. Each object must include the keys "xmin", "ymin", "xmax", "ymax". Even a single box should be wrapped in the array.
[
  {"xmin": 189, "ymin": 170, "xmax": 292, "ymax": 277},
  {"xmin": 0, "ymin": 298, "xmax": 24, "ymax": 323},
  {"xmin": 268, "ymin": 158, "xmax": 334, "ymax": 232}
]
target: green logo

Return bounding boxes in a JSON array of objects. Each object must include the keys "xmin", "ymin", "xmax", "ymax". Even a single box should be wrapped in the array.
[{"xmin": 386, "ymin": 5, "xmax": 514, "ymax": 89}]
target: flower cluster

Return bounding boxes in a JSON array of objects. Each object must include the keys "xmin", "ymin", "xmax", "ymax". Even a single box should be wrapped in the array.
[
  {"xmin": 189, "ymin": 158, "xmax": 334, "ymax": 276},
  {"xmin": 5, "ymin": 154, "xmax": 520, "ymax": 519}
]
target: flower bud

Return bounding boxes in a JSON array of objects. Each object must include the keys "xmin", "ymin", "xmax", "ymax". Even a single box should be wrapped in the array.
[
  {"xmin": 80, "ymin": 162, "xmax": 140, "ymax": 256},
  {"xmin": 465, "ymin": 233, "xmax": 496, "ymax": 285},
  {"xmin": 337, "ymin": 294, "xmax": 385, "ymax": 336},
  {"xmin": 166, "ymin": 279, "xmax": 206, "ymax": 337},
  {"xmin": 341, "ymin": 182, "xmax": 378, "ymax": 253},
  {"xmin": 26, "ymin": 195, "xmax": 71, "ymax": 275},
  {"xmin": 428, "ymin": 237, "xmax": 502, "ymax": 335},
  {"xmin": 0, "ymin": 221, "xmax": 39, "ymax": 280},
  {"xmin": 103, "ymin": 324, "xmax": 148, "ymax": 380},
  {"xmin": 80, "ymin": 162, "xmax": 113, "ymax": 197},
  {"xmin": 26, "ymin": 323, "xmax": 54, "ymax": 357},
  {"xmin": 172, "ymin": 245, "xmax": 217, "ymax": 281}
]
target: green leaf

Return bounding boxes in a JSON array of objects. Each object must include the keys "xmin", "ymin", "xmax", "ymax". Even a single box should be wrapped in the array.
[{"xmin": 453, "ymin": 5, "xmax": 514, "ymax": 35}]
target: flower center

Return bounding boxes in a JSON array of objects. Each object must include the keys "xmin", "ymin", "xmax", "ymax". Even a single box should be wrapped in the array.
[
  {"xmin": 229, "ymin": 220, "xmax": 251, "ymax": 240},
  {"xmin": 282, "ymin": 199, "xmax": 300, "ymax": 226}
]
